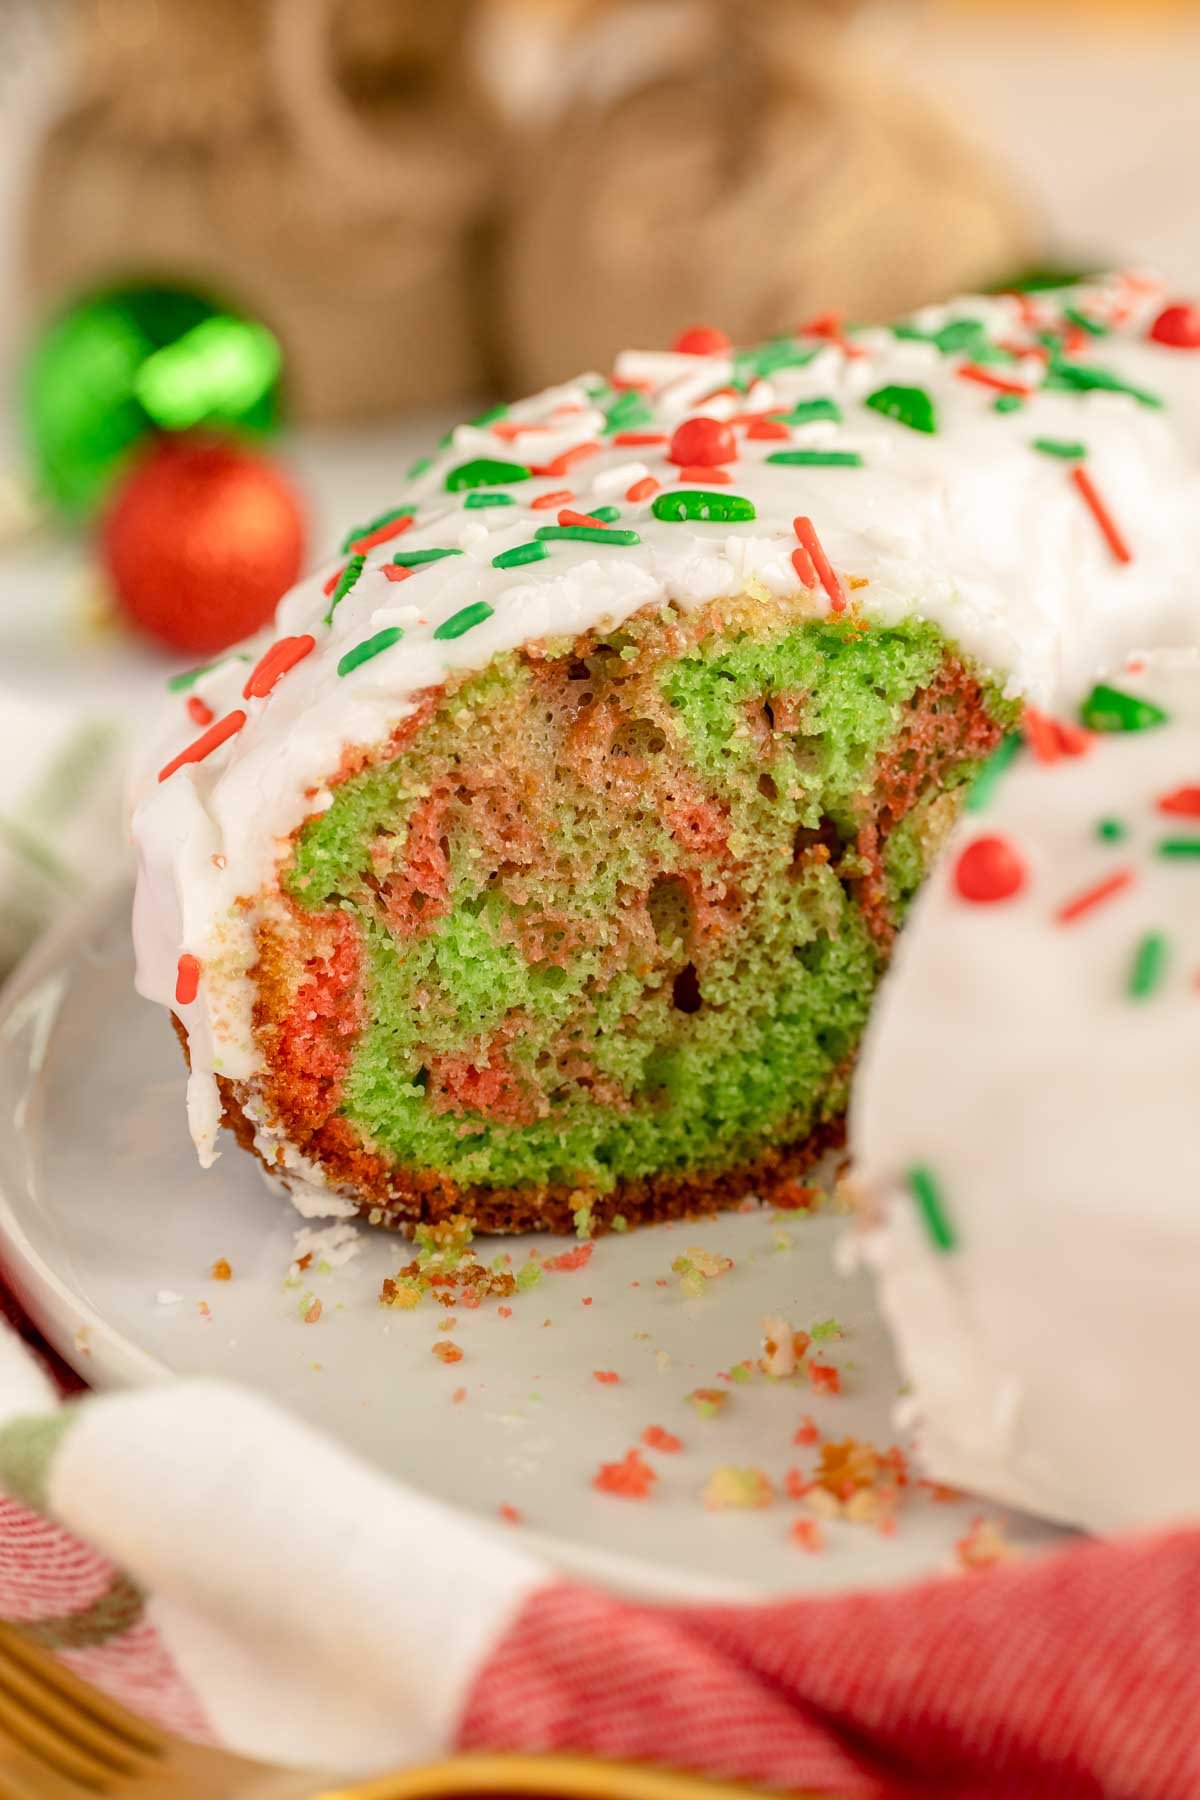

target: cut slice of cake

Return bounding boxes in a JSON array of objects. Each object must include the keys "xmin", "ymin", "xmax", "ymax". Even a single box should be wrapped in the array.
[{"xmin": 131, "ymin": 274, "xmax": 1200, "ymax": 1232}]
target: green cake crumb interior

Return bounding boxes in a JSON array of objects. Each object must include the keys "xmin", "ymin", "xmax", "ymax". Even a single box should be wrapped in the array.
[{"xmin": 271, "ymin": 597, "xmax": 1010, "ymax": 1216}]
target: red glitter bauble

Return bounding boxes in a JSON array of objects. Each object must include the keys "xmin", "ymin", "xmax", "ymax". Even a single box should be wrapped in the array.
[
  {"xmin": 671, "ymin": 324, "xmax": 731, "ymax": 357},
  {"xmin": 102, "ymin": 436, "xmax": 306, "ymax": 656},
  {"xmin": 1149, "ymin": 304, "xmax": 1200, "ymax": 349},
  {"xmin": 953, "ymin": 834, "xmax": 1027, "ymax": 904},
  {"xmin": 668, "ymin": 416, "xmax": 737, "ymax": 468}
]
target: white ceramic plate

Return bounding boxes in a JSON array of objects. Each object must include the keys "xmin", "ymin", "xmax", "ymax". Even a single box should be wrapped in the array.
[{"xmin": 0, "ymin": 885, "xmax": 1069, "ymax": 1600}]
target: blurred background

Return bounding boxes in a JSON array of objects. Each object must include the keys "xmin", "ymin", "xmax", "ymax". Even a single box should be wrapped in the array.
[{"xmin": 1, "ymin": 0, "xmax": 1198, "ymax": 966}]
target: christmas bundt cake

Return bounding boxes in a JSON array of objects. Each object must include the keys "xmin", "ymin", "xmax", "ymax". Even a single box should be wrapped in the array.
[
  {"xmin": 849, "ymin": 649, "xmax": 1200, "ymax": 1533},
  {"xmin": 131, "ymin": 273, "xmax": 1200, "ymax": 1234}
]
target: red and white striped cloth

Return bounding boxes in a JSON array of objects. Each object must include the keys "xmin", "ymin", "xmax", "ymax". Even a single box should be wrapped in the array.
[{"xmin": 1, "ymin": 1284, "xmax": 1198, "ymax": 1797}]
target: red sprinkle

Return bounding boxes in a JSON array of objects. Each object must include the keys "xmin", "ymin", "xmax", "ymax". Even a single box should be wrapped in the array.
[
  {"xmin": 534, "ymin": 442, "xmax": 604, "ymax": 477},
  {"xmin": 559, "ymin": 508, "xmax": 611, "ymax": 529},
  {"xmin": 668, "ymin": 416, "xmax": 738, "ymax": 468},
  {"xmin": 1055, "ymin": 867, "xmax": 1135, "ymax": 925},
  {"xmin": 953, "ymin": 834, "xmax": 1026, "ymax": 904},
  {"xmin": 793, "ymin": 516, "xmax": 845, "ymax": 613},
  {"xmin": 1149, "ymin": 303, "xmax": 1200, "ymax": 349},
  {"xmin": 243, "ymin": 634, "xmax": 316, "ymax": 700},
  {"xmin": 791, "ymin": 544, "xmax": 818, "ymax": 589},
  {"xmin": 677, "ymin": 465, "xmax": 732, "ymax": 484},
  {"xmin": 809, "ymin": 1362, "xmax": 841, "ymax": 1395},
  {"xmin": 1071, "ymin": 466, "xmax": 1132, "ymax": 564},
  {"xmin": 626, "ymin": 476, "xmax": 660, "ymax": 503},
  {"xmin": 957, "ymin": 363, "xmax": 1033, "ymax": 399},
  {"xmin": 593, "ymin": 1370, "xmax": 620, "ymax": 1385},
  {"xmin": 351, "ymin": 513, "xmax": 414, "ymax": 555},
  {"xmin": 745, "ymin": 418, "xmax": 792, "ymax": 440},
  {"xmin": 642, "ymin": 1425, "xmax": 683, "ymax": 1454},
  {"xmin": 490, "ymin": 421, "xmax": 551, "ymax": 441},
  {"xmin": 322, "ymin": 567, "xmax": 343, "ymax": 598},
  {"xmin": 158, "ymin": 710, "xmax": 246, "ymax": 783},
  {"xmin": 611, "ymin": 431, "xmax": 669, "ymax": 448},
  {"xmin": 672, "ymin": 324, "xmax": 732, "ymax": 356},
  {"xmin": 498, "ymin": 1503, "xmax": 523, "ymax": 1525},
  {"xmin": 1158, "ymin": 785, "xmax": 1200, "ymax": 817},
  {"xmin": 1022, "ymin": 707, "xmax": 1092, "ymax": 765},
  {"xmin": 381, "ymin": 563, "xmax": 413, "ymax": 583},
  {"xmin": 174, "ymin": 953, "xmax": 200, "ymax": 1006},
  {"xmin": 186, "ymin": 695, "xmax": 214, "ymax": 727},
  {"xmin": 530, "ymin": 488, "xmax": 574, "ymax": 510},
  {"xmin": 609, "ymin": 376, "xmax": 653, "ymax": 393},
  {"xmin": 793, "ymin": 1417, "xmax": 820, "ymax": 1446}
]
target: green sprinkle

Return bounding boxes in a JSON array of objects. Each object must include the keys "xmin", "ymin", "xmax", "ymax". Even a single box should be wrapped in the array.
[
  {"xmin": 167, "ymin": 659, "xmax": 221, "ymax": 692},
  {"xmin": 1096, "ymin": 817, "xmax": 1127, "ymax": 843},
  {"xmin": 336, "ymin": 626, "xmax": 403, "ymax": 677},
  {"xmin": 809, "ymin": 1317, "xmax": 842, "ymax": 1344},
  {"xmin": 435, "ymin": 600, "xmax": 495, "ymax": 640},
  {"xmin": 732, "ymin": 339, "xmax": 818, "ymax": 389},
  {"xmin": 906, "ymin": 1165, "xmax": 956, "ymax": 1253},
  {"xmin": 771, "ymin": 397, "xmax": 842, "ymax": 426},
  {"xmin": 603, "ymin": 389, "xmax": 655, "ymax": 433},
  {"xmin": 1157, "ymin": 837, "xmax": 1200, "ymax": 860},
  {"xmin": 1063, "ymin": 305, "xmax": 1109, "ymax": 337},
  {"xmin": 652, "ymin": 490, "xmax": 756, "ymax": 523},
  {"xmin": 964, "ymin": 733, "xmax": 1023, "ymax": 812},
  {"xmin": 992, "ymin": 394, "xmax": 1024, "ymax": 414},
  {"xmin": 765, "ymin": 449, "xmax": 863, "ymax": 469},
  {"xmin": 611, "ymin": 1214, "xmax": 629, "ymax": 1233},
  {"xmin": 324, "ymin": 553, "xmax": 365, "ymax": 624},
  {"xmin": 865, "ymin": 384, "xmax": 937, "ymax": 434},
  {"xmin": 391, "ymin": 547, "xmax": 463, "ymax": 568},
  {"xmin": 933, "ymin": 317, "xmax": 990, "ymax": 355},
  {"xmin": 492, "ymin": 540, "xmax": 548, "ymax": 570},
  {"xmin": 1033, "ymin": 437, "xmax": 1087, "ymax": 460},
  {"xmin": 1128, "ymin": 930, "xmax": 1168, "ymax": 998},
  {"xmin": 340, "ymin": 505, "xmax": 416, "ymax": 553},
  {"xmin": 464, "ymin": 491, "xmax": 517, "ymax": 508},
  {"xmin": 445, "ymin": 457, "xmax": 532, "ymax": 492},
  {"xmin": 534, "ymin": 525, "xmax": 641, "ymax": 546},
  {"xmin": 406, "ymin": 454, "xmax": 432, "ymax": 481},
  {"xmin": 1080, "ymin": 683, "xmax": 1169, "ymax": 734},
  {"xmin": 470, "ymin": 402, "xmax": 509, "ymax": 427},
  {"xmin": 1045, "ymin": 359, "xmax": 1162, "ymax": 408},
  {"xmin": 515, "ymin": 1261, "xmax": 543, "ymax": 1292},
  {"xmin": 587, "ymin": 505, "xmax": 622, "ymax": 523}
]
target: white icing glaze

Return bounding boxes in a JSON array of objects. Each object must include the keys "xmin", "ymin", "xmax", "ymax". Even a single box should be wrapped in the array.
[
  {"xmin": 130, "ymin": 273, "xmax": 1200, "ymax": 1158},
  {"xmin": 850, "ymin": 648, "xmax": 1200, "ymax": 1533}
]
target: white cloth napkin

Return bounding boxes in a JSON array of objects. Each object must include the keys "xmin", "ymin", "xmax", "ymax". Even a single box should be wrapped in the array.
[{"xmin": 0, "ymin": 1321, "xmax": 546, "ymax": 1773}]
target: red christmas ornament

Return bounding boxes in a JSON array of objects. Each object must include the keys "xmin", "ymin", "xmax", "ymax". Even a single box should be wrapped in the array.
[
  {"xmin": 671, "ymin": 324, "xmax": 731, "ymax": 357},
  {"xmin": 102, "ymin": 436, "xmax": 306, "ymax": 656},
  {"xmin": 1149, "ymin": 304, "xmax": 1200, "ymax": 349},
  {"xmin": 668, "ymin": 416, "xmax": 737, "ymax": 468},
  {"xmin": 953, "ymin": 834, "xmax": 1027, "ymax": 904}
]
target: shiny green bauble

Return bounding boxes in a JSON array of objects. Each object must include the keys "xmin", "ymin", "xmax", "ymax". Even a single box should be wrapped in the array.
[{"xmin": 24, "ymin": 283, "xmax": 283, "ymax": 521}]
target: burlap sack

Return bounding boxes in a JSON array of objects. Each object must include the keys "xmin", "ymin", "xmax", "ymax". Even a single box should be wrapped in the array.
[
  {"xmin": 24, "ymin": 0, "xmax": 489, "ymax": 421},
  {"xmin": 489, "ymin": 0, "xmax": 1034, "ymax": 393}
]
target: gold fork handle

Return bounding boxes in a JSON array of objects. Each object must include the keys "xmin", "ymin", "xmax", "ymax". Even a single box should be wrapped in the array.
[{"xmin": 326, "ymin": 1751, "xmax": 822, "ymax": 1800}]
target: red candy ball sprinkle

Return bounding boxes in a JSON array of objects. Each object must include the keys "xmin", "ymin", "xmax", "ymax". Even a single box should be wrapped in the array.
[
  {"xmin": 953, "ymin": 835, "xmax": 1026, "ymax": 904},
  {"xmin": 672, "ymin": 325, "xmax": 731, "ymax": 356},
  {"xmin": 1149, "ymin": 304, "xmax": 1200, "ymax": 349},
  {"xmin": 668, "ymin": 416, "xmax": 737, "ymax": 468}
]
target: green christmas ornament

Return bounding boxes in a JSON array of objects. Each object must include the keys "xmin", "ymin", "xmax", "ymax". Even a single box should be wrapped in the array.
[{"xmin": 23, "ymin": 283, "xmax": 283, "ymax": 521}]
